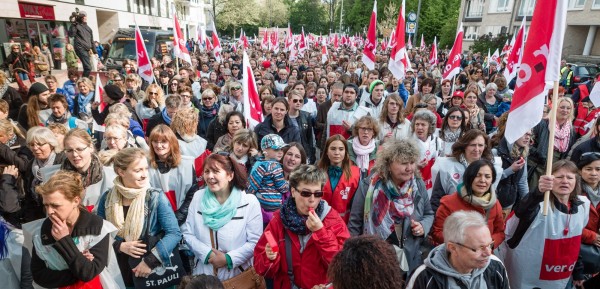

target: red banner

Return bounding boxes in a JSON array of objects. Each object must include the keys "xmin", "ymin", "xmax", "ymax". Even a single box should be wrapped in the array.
[{"xmin": 19, "ymin": 2, "xmax": 55, "ymax": 20}]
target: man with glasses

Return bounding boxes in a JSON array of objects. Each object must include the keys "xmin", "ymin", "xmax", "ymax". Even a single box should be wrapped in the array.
[
  {"xmin": 274, "ymin": 68, "xmax": 288, "ymax": 97},
  {"xmin": 145, "ymin": 94, "xmax": 182, "ymax": 136},
  {"xmin": 407, "ymin": 211, "xmax": 509, "ymax": 289}
]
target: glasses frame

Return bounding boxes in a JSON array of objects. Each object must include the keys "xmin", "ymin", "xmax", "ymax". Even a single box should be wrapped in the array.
[
  {"xmin": 64, "ymin": 146, "xmax": 89, "ymax": 155},
  {"xmin": 454, "ymin": 241, "xmax": 494, "ymax": 253},
  {"xmin": 294, "ymin": 187, "xmax": 324, "ymax": 198}
]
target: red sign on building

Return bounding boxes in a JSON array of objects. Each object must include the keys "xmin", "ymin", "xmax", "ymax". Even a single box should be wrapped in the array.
[{"xmin": 18, "ymin": 2, "xmax": 56, "ymax": 20}]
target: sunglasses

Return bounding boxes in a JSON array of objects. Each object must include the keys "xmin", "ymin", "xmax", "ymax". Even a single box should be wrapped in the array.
[
  {"xmin": 148, "ymin": 92, "xmax": 159, "ymax": 95},
  {"xmin": 231, "ymin": 87, "xmax": 242, "ymax": 91},
  {"xmin": 291, "ymin": 99, "xmax": 303, "ymax": 103},
  {"xmin": 448, "ymin": 115, "xmax": 463, "ymax": 120},
  {"xmin": 295, "ymin": 187, "xmax": 324, "ymax": 198},
  {"xmin": 202, "ymin": 97, "xmax": 214, "ymax": 101},
  {"xmin": 171, "ymin": 83, "xmax": 178, "ymax": 86}
]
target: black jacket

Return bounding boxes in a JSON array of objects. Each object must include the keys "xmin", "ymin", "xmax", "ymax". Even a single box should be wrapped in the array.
[
  {"xmin": 205, "ymin": 117, "xmax": 227, "ymax": 151},
  {"xmin": 0, "ymin": 135, "xmax": 32, "ymax": 173},
  {"xmin": 570, "ymin": 137, "xmax": 600, "ymax": 164},
  {"xmin": 290, "ymin": 110, "xmax": 316, "ymax": 164},
  {"xmin": 1, "ymin": 85, "xmax": 23, "ymax": 120},
  {"xmin": 31, "ymin": 209, "xmax": 110, "ymax": 288},
  {"xmin": 68, "ymin": 22, "xmax": 94, "ymax": 51},
  {"xmin": 254, "ymin": 115, "xmax": 301, "ymax": 147},
  {"xmin": 145, "ymin": 111, "xmax": 168, "ymax": 137},
  {"xmin": 494, "ymin": 138, "xmax": 526, "ymax": 209}
]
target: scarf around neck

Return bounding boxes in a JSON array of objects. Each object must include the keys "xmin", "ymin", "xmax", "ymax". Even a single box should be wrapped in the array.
[
  {"xmin": 32, "ymin": 152, "xmax": 57, "ymax": 190},
  {"xmin": 200, "ymin": 186, "xmax": 242, "ymax": 230},
  {"xmin": 77, "ymin": 91, "xmax": 95, "ymax": 114},
  {"xmin": 280, "ymin": 197, "xmax": 325, "ymax": 235},
  {"xmin": 443, "ymin": 128, "xmax": 461, "ymax": 143},
  {"xmin": 105, "ymin": 177, "xmax": 149, "ymax": 241},
  {"xmin": 583, "ymin": 182, "xmax": 600, "ymax": 208},
  {"xmin": 458, "ymin": 183, "xmax": 497, "ymax": 211},
  {"xmin": 47, "ymin": 111, "xmax": 70, "ymax": 125},
  {"xmin": 0, "ymin": 81, "xmax": 9, "ymax": 99},
  {"xmin": 200, "ymin": 103, "xmax": 219, "ymax": 119},
  {"xmin": 6, "ymin": 135, "xmax": 17, "ymax": 148},
  {"xmin": 61, "ymin": 153, "xmax": 103, "ymax": 188},
  {"xmin": 554, "ymin": 121, "xmax": 572, "ymax": 153},
  {"xmin": 162, "ymin": 107, "xmax": 172, "ymax": 125},
  {"xmin": 352, "ymin": 138, "xmax": 376, "ymax": 171}
]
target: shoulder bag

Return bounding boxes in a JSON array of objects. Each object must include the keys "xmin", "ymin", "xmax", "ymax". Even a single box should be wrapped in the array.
[
  {"xmin": 210, "ymin": 228, "xmax": 266, "ymax": 289},
  {"xmin": 128, "ymin": 189, "xmax": 186, "ymax": 289},
  {"xmin": 580, "ymin": 243, "xmax": 600, "ymax": 274}
]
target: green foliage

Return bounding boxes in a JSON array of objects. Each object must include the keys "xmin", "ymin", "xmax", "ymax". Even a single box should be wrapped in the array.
[
  {"xmin": 289, "ymin": 0, "xmax": 328, "ymax": 34},
  {"xmin": 470, "ymin": 33, "xmax": 512, "ymax": 55},
  {"xmin": 216, "ymin": 0, "xmax": 260, "ymax": 32}
]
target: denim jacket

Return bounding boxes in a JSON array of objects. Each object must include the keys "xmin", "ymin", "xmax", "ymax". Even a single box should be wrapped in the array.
[{"xmin": 97, "ymin": 187, "xmax": 182, "ymax": 266}]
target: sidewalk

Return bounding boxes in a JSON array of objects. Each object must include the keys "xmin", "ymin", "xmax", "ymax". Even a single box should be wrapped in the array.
[{"xmin": 9, "ymin": 68, "xmax": 109, "ymax": 90}]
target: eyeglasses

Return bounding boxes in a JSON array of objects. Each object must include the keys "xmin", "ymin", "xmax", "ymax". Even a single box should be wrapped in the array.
[
  {"xmin": 295, "ymin": 187, "xmax": 324, "ymax": 198},
  {"xmin": 454, "ymin": 241, "xmax": 494, "ymax": 253},
  {"xmin": 64, "ymin": 146, "xmax": 89, "ymax": 155},
  {"xmin": 291, "ymin": 99, "xmax": 303, "ymax": 104},
  {"xmin": 448, "ymin": 115, "xmax": 463, "ymax": 120},
  {"xmin": 113, "ymin": 79, "xmax": 123, "ymax": 82},
  {"xmin": 171, "ymin": 83, "xmax": 179, "ymax": 86},
  {"xmin": 202, "ymin": 97, "xmax": 214, "ymax": 101},
  {"xmin": 180, "ymin": 94, "xmax": 192, "ymax": 98},
  {"xmin": 104, "ymin": 137, "xmax": 122, "ymax": 142},
  {"xmin": 29, "ymin": 142, "xmax": 48, "ymax": 148},
  {"xmin": 148, "ymin": 91, "xmax": 159, "ymax": 95},
  {"xmin": 231, "ymin": 87, "xmax": 242, "ymax": 91},
  {"xmin": 358, "ymin": 127, "xmax": 374, "ymax": 133},
  {"xmin": 388, "ymin": 102, "xmax": 400, "ymax": 107}
]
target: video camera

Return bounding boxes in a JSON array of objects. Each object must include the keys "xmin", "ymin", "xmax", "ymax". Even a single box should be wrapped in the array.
[{"xmin": 69, "ymin": 8, "xmax": 85, "ymax": 24}]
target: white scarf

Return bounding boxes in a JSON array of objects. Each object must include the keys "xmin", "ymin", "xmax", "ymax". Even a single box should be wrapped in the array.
[
  {"xmin": 105, "ymin": 177, "xmax": 149, "ymax": 241},
  {"xmin": 352, "ymin": 138, "xmax": 376, "ymax": 171}
]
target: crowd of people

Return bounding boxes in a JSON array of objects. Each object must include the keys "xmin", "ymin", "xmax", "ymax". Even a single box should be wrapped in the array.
[{"xmin": 0, "ymin": 32, "xmax": 599, "ymax": 289}]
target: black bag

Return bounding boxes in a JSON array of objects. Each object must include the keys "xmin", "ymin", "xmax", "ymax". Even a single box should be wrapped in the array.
[
  {"xmin": 128, "ymin": 196, "xmax": 185, "ymax": 289},
  {"xmin": 580, "ymin": 243, "xmax": 600, "ymax": 274}
]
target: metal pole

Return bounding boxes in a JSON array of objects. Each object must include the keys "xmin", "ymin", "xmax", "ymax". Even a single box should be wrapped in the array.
[
  {"xmin": 339, "ymin": 0, "xmax": 344, "ymax": 33},
  {"xmin": 414, "ymin": 0, "xmax": 422, "ymax": 45}
]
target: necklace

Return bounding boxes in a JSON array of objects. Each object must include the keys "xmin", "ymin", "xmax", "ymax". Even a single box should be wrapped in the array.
[{"xmin": 563, "ymin": 202, "xmax": 571, "ymax": 236}]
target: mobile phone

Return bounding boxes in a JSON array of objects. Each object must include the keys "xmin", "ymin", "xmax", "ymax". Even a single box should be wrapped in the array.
[{"xmin": 264, "ymin": 231, "xmax": 278, "ymax": 253}]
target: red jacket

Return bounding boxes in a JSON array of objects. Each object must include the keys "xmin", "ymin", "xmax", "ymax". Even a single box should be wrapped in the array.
[
  {"xmin": 254, "ymin": 209, "xmax": 350, "ymax": 289},
  {"xmin": 322, "ymin": 166, "xmax": 361, "ymax": 223},
  {"xmin": 582, "ymin": 193, "xmax": 600, "ymax": 245},
  {"xmin": 431, "ymin": 192, "xmax": 506, "ymax": 249}
]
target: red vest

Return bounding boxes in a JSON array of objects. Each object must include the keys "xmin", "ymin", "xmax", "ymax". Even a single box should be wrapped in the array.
[
  {"xmin": 322, "ymin": 166, "xmax": 360, "ymax": 223},
  {"xmin": 573, "ymin": 103, "xmax": 600, "ymax": 136},
  {"xmin": 578, "ymin": 83, "xmax": 590, "ymax": 99}
]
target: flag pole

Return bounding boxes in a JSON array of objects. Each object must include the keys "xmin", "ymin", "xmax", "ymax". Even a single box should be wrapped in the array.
[{"xmin": 543, "ymin": 81, "xmax": 560, "ymax": 216}]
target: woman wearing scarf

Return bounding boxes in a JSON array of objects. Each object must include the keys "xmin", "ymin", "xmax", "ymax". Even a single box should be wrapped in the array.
[
  {"xmin": 0, "ymin": 119, "xmax": 31, "ymax": 173},
  {"xmin": 431, "ymin": 159, "xmax": 505, "ymax": 249},
  {"xmin": 378, "ymin": 93, "xmax": 411, "ymax": 144},
  {"xmin": 136, "ymin": 83, "xmax": 165, "ymax": 132},
  {"xmin": 410, "ymin": 110, "xmax": 443, "ymax": 196},
  {"xmin": 57, "ymin": 129, "xmax": 116, "ymax": 212},
  {"xmin": 45, "ymin": 94, "xmax": 89, "ymax": 130},
  {"xmin": 254, "ymin": 164, "xmax": 350, "ymax": 289},
  {"xmin": 97, "ymin": 148, "xmax": 181, "ymax": 288},
  {"xmin": 198, "ymin": 89, "xmax": 219, "ymax": 139},
  {"xmin": 575, "ymin": 153, "xmax": 600, "ymax": 287},
  {"xmin": 348, "ymin": 139, "xmax": 434, "ymax": 276},
  {"xmin": 493, "ymin": 130, "xmax": 531, "ymax": 217},
  {"xmin": 463, "ymin": 87, "xmax": 486, "ymax": 132},
  {"xmin": 214, "ymin": 111, "xmax": 246, "ymax": 152},
  {"xmin": 528, "ymin": 97, "xmax": 576, "ymax": 191},
  {"xmin": 0, "ymin": 127, "xmax": 63, "ymax": 227},
  {"xmin": 182, "ymin": 153, "xmax": 262, "ymax": 280},
  {"xmin": 437, "ymin": 107, "xmax": 468, "ymax": 157},
  {"xmin": 318, "ymin": 135, "xmax": 360, "ymax": 223},
  {"xmin": 347, "ymin": 116, "xmax": 380, "ymax": 179},
  {"xmin": 31, "ymin": 170, "xmax": 124, "ymax": 289},
  {"xmin": 72, "ymin": 77, "xmax": 95, "ymax": 122}
]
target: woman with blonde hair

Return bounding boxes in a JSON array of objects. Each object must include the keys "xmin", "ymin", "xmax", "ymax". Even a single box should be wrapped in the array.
[
  {"xmin": 198, "ymin": 89, "xmax": 219, "ymax": 139},
  {"xmin": 136, "ymin": 83, "xmax": 165, "ymax": 128},
  {"xmin": 124, "ymin": 73, "xmax": 146, "ymax": 104},
  {"xmin": 0, "ymin": 119, "xmax": 30, "ymax": 172},
  {"xmin": 32, "ymin": 46, "xmax": 49, "ymax": 76},
  {"xmin": 378, "ymin": 93, "xmax": 411, "ymax": 143},
  {"xmin": 97, "ymin": 147, "xmax": 182, "ymax": 288},
  {"xmin": 73, "ymin": 77, "xmax": 96, "ymax": 121},
  {"xmin": 65, "ymin": 43, "xmax": 78, "ymax": 70},
  {"xmin": 31, "ymin": 170, "xmax": 124, "ymax": 288}
]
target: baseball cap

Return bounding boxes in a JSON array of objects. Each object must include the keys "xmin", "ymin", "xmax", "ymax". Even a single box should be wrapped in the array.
[
  {"xmin": 261, "ymin": 134, "xmax": 288, "ymax": 150},
  {"xmin": 452, "ymin": 91, "xmax": 464, "ymax": 99}
]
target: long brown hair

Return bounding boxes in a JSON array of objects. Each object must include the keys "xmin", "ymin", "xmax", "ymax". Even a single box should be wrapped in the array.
[
  {"xmin": 148, "ymin": 124, "xmax": 181, "ymax": 168},
  {"xmin": 318, "ymin": 135, "xmax": 351, "ymax": 180},
  {"xmin": 26, "ymin": 94, "xmax": 44, "ymax": 129}
]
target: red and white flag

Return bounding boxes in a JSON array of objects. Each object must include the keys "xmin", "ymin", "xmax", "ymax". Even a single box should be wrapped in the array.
[
  {"xmin": 362, "ymin": 0, "xmax": 377, "ymax": 70},
  {"xmin": 211, "ymin": 22, "xmax": 222, "ymax": 62},
  {"xmin": 505, "ymin": 0, "xmax": 567, "ymax": 143},
  {"xmin": 197, "ymin": 26, "xmax": 206, "ymax": 51},
  {"xmin": 442, "ymin": 23, "xmax": 463, "ymax": 80},
  {"xmin": 242, "ymin": 51, "xmax": 263, "ymax": 129},
  {"xmin": 205, "ymin": 36, "xmax": 214, "ymax": 52},
  {"xmin": 262, "ymin": 30, "xmax": 270, "ymax": 50},
  {"xmin": 503, "ymin": 18, "xmax": 526, "ymax": 81},
  {"xmin": 419, "ymin": 34, "xmax": 426, "ymax": 51},
  {"xmin": 321, "ymin": 37, "xmax": 328, "ymax": 64},
  {"xmin": 271, "ymin": 29, "xmax": 280, "ymax": 53},
  {"xmin": 388, "ymin": 0, "xmax": 408, "ymax": 80},
  {"xmin": 172, "ymin": 10, "xmax": 192, "ymax": 65},
  {"xmin": 284, "ymin": 24, "xmax": 293, "ymax": 52},
  {"xmin": 491, "ymin": 48, "xmax": 500, "ymax": 64},
  {"xmin": 298, "ymin": 27, "xmax": 307, "ymax": 56},
  {"xmin": 334, "ymin": 34, "xmax": 339, "ymax": 50},
  {"xmin": 407, "ymin": 35, "xmax": 413, "ymax": 49},
  {"xmin": 429, "ymin": 36, "xmax": 438, "ymax": 66},
  {"xmin": 135, "ymin": 25, "xmax": 154, "ymax": 84}
]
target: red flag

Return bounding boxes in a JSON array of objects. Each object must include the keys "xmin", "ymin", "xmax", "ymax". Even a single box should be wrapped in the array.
[
  {"xmin": 505, "ymin": 0, "xmax": 567, "ymax": 143},
  {"xmin": 262, "ymin": 30, "xmax": 270, "ymax": 50},
  {"xmin": 407, "ymin": 36, "xmax": 413, "ymax": 49},
  {"xmin": 205, "ymin": 36, "xmax": 214, "ymax": 52},
  {"xmin": 211, "ymin": 23, "xmax": 222, "ymax": 62},
  {"xmin": 429, "ymin": 36, "xmax": 438, "ymax": 66},
  {"xmin": 284, "ymin": 24, "xmax": 293, "ymax": 52},
  {"xmin": 243, "ymin": 51, "xmax": 263, "ymax": 129},
  {"xmin": 173, "ymin": 10, "xmax": 192, "ymax": 65},
  {"xmin": 334, "ymin": 34, "xmax": 339, "ymax": 50},
  {"xmin": 321, "ymin": 37, "xmax": 328, "ymax": 64},
  {"xmin": 491, "ymin": 48, "xmax": 500, "ymax": 64},
  {"xmin": 388, "ymin": 0, "xmax": 408, "ymax": 80},
  {"xmin": 298, "ymin": 27, "xmax": 307, "ymax": 56},
  {"xmin": 420, "ymin": 34, "xmax": 426, "ymax": 51},
  {"xmin": 503, "ymin": 18, "xmax": 526, "ymax": 81},
  {"xmin": 135, "ymin": 25, "xmax": 154, "ymax": 84},
  {"xmin": 442, "ymin": 24, "xmax": 463, "ymax": 80},
  {"xmin": 362, "ymin": 0, "xmax": 377, "ymax": 70},
  {"xmin": 271, "ymin": 29, "xmax": 280, "ymax": 53}
]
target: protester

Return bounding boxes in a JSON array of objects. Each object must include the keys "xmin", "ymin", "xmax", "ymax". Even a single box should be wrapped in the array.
[{"xmin": 347, "ymin": 115, "xmax": 379, "ymax": 178}]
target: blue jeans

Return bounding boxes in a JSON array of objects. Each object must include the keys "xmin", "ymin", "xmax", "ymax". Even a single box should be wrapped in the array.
[{"xmin": 18, "ymin": 72, "xmax": 28, "ymax": 80}]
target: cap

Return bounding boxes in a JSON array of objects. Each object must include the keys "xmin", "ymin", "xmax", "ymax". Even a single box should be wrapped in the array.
[
  {"xmin": 28, "ymin": 82, "xmax": 49, "ymax": 97},
  {"xmin": 369, "ymin": 80, "xmax": 385, "ymax": 93},
  {"xmin": 452, "ymin": 91, "xmax": 464, "ymax": 99},
  {"xmin": 79, "ymin": 11, "xmax": 87, "ymax": 17},
  {"xmin": 104, "ymin": 84, "xmax": 124, "ymax": 101},
  {"xmin": 262, "ymin": 61, "xmax": 271, "ymax": 69},
  {"xmin": 261, "ymin": 134, "xmax": 288, "ymax": 150}
]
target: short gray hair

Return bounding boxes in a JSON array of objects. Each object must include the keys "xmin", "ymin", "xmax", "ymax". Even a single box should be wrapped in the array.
[
  {"xmin": 372, "ymin": 139, "xmax": 420, "ymax": 183},
  {"xmin": 443, "ymin": 211, "xmax": 488, "ymax": 244},
  {"xmin": 165, "ymin": 94, "xmax": 182, "ymax": 109},
  {"xmin": 289, "ymin": 164, "xmax": 327, "ymax": 189},
  {"xmin": 104, "ymin": 125, "xmax": 128, "ymax": 139},
  {"xmin": 485, "ymin": 82, "xmax": 498, "ymax": 91},
  {"xmin": 411, "ymin": 110, "xmax": 437, "ymax": 136},
  {"xmin": 27, "ymin": 126, "xmax": 60, "ymax": 152}
]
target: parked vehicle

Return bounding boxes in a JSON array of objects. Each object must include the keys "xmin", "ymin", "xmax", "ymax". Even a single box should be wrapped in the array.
[
  {"xmin": 563, "ymin": 63, "xmax": 600, "ymax": 93},
  {"xmin": 105, "ymin": 28, "xmax": 174, "ymax": 72}
]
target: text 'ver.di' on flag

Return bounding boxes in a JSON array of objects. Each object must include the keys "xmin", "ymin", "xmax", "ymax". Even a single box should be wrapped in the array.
[
  {"xmin": 243, "ymin": 51, "xmax": 263, "ymax": 129},
  {"xmin": 504, "ymin": 0, "xmax": 567, "ymax": 144}
]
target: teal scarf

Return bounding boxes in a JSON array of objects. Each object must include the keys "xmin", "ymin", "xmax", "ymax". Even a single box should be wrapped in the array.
[{"xmin": 200, "ymin": 187, "xmax": 242, "ymax": 230}]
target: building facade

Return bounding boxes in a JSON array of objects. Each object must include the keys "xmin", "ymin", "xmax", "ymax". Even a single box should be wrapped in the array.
[
  {"xmin": 0, "ymin": 0, "xmax": 211, "ymax": 64},
  {"xmin": 458, "ymin": 0, "xmax": 600, "ymax": 61}
]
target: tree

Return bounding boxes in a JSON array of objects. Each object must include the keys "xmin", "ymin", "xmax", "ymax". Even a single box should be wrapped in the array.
[
  {"xmin": 379, "ymin": 2, "xmax": 398, "ymax": 38},
  {"xmin": 257, "ymin": 0, "xmax": 290, "ymax": 28},
  {"xmin": 289, "ymin": 0, "xmax": 328, "ymax": 34},
  {"xmin": 470, "ymin": 33, "xmax": 512, "ymax": 55},
  {"xmin": 217, "ymin": 0, "xmax": 260, "ymax": 35}
]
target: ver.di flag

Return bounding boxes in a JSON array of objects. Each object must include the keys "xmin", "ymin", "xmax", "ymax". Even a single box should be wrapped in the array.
[
  {"xmin": 362, "ymin": 0, "xmax": 377, "ymax": 70},
  {"xmin": 172, "ymin": 9, "xmax": 192, "ymax": 66},
  {"xmin": 242, "ymin": 51, "xmax": 263, "ymax": 129},
  {"xmin": 503, "ymin": 18, "xmax": 526, "ymax": 82},
  {"xmin": 442, "ymin": 24, "xmax": 463, "ymax": 80},
  {"xmin": 388, "ymin": 0, "xmax": 408, "ymax": 80},
  {"xmin": 135, "ymin": 25, "xmax": 154, "ymax": 84}
]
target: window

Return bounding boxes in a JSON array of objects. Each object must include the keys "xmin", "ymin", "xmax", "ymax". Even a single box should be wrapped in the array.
[
  {"xmin": 594, "ymin": 0, "xmax": 600, "ymax": 9},
  {"xmin": 485, "ymin": 26, "xmax": 504, "ymax": 36},
  {"xmin": 464, "ymin": 26, "xmax": 480, "ymax": 40},
  {"xmin": 568, "ymin": 0, "xmax": 586, "ymax": 9},
  {"xmin": 489, "ymin": 0, "xmax": 513, "ymax": 13},
  {"xmin": 465, "ymin": 0, "xmax": 485, "ymax": 18},
  {"xmin": 518, "ymin": 0, "xmax": 535, "ymax": 16}
]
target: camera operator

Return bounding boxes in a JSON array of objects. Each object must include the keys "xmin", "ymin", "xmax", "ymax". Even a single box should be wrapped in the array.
[{"xmin": 67, "ymin": 10, "xmax": 95, "ymax": 77}]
